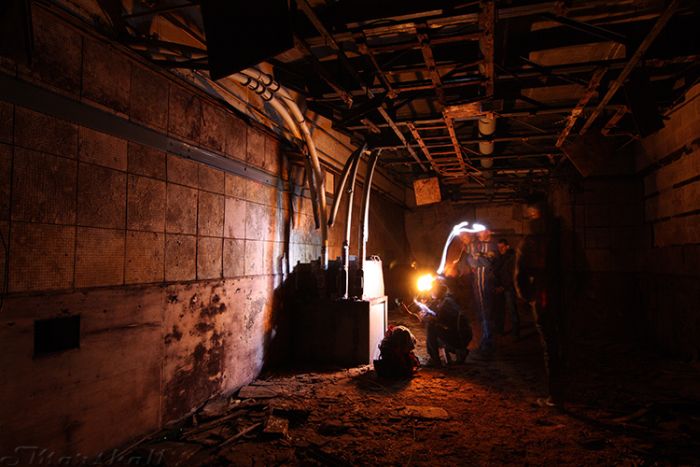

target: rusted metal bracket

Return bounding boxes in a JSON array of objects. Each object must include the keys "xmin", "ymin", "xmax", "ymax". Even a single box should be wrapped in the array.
[
  {"xmin": 556, "ymin": 66, "xmax": 607, "ymax": 147},
  {"xmin": 417, "ymin": 29, "xmax": 445, "ymax": 104},
  {"xmin": 601, "ymin": 106, "xmax": 628, "ymax": 136}
]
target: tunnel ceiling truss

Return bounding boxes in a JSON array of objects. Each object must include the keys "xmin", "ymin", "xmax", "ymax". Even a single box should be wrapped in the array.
[{"xmin": 55, "ymin": 0, "xmax": 700, "ymax": 203}]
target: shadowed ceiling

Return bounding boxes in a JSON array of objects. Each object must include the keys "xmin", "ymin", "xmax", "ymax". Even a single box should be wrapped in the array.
[{"xmin": 54, "ymin": 0, "xmax": 700, "ymax": 203}]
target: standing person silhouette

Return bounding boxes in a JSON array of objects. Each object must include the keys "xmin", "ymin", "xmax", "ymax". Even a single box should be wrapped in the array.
[{"xmin": 516, "ymin": 193, "xmax": 564, "ymax": 406}]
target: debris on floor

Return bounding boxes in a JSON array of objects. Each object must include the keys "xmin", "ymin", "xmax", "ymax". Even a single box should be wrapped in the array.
[{"xmin": 118, "ymin": 308, "xmax": 700, "ymax": 465}]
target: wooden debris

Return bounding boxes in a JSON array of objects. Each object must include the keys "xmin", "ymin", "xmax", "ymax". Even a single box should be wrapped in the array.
[
  {"xmin": 183, "ymin": 409, "xmax": 246, "ymax": 437},
  {"xmin": 218, "ymin": 422, "xmax": 263, "ymax": 449}
]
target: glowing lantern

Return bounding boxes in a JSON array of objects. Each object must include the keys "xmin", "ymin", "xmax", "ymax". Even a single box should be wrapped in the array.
[{"xmin": 416, "ymin": 274, "xmax": 435, "ymax": 293}]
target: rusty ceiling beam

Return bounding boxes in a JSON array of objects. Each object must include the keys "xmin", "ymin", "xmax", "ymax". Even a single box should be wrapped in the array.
[
  {"xmin": 298, "ymin": 0, "xmax": 427, "ymax": 171},
  {"xmin": 406, "ymin": 122, "xmax": 438, "ymax": 172},
  {"xmin": 443, "ymin": 117, "xmax": 468, "ymax": 173},
  {"xmin": 303, "ymin": 0, "xmax": 644, "ymax": 49},
  {"xmin": 295, "ymin": 36, "xmax": 354, "ymax": 108},
  {"xmin": 366, "ymin": 31, "xmax": 482, "ymax": 54},
  {"xmin": 417, "ymin": 30, "xmax": 446, "ymax": 103},
  {"xmin": 382, "ymin": 151, "xmax": 559, "ymax": 165},
  {"xmin": 379, "ymin": 107, "xmax": 428, "ymax": 171},
  {"xmin": 316, "ymin": 54, "xmax": 696, "ymax": 103},
  {"xmin": 579, "ymin": 0, "xmax": 681, "ymax": 135},
  {"xmin": 600, "ymin": 105, "xmax": 628, "ymax": 136},
  {"xmin": 540, "ymin": 12, "xmax": 628, "ymax": 44},
  {"xmin": 375, "ymin": 132, "xmax": 559, "ymax": 150},
  {"xmin": 354, "ymin": 34, "xmax": 397, "ymax": 99},
  {"xmin": 555, "ymin": 66, "xmax": 607, "ymax": 147}
]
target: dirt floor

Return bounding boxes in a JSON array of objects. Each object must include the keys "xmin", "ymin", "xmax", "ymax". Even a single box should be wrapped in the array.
[{"xmin": 125, "ymin": 307, "xmax": 700, "ymax": 466}]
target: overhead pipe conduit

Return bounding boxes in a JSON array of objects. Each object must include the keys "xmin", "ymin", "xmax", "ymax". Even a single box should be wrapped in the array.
[
  {"xmin": 328, "ymin": 145, "xmax": 367, "ymax": 228},
  {"xmin": 358, "ymin": 150, "xmax": 380, "ymax": 296},
  {"xmin": 232, "ymin": 68, "xmax": 330, "ymax": 268},
  {"xmin": 340, "ymin": 149, "xmax": 363, "ymax": 299}
]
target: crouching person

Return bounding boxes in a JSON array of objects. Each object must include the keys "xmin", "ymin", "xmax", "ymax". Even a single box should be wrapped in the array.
[
  {"xmin": 421, "ymin": 279, "xmax": 472, "ymax": 367},
  {"xmin": 374, "ymin": 325, "xmax": 420, "ymax": 379}
]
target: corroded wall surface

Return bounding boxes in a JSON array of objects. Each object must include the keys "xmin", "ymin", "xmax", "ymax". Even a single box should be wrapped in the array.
[{"xmin": 0, "ymin": 5, "xmax": 407, "ymax": 459}]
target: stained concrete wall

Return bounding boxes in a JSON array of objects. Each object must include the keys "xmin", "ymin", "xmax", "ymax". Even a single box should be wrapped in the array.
[
  {"xmin": 548, "ymin": 176, "xmax": 646, "ymax": 343},
  {"xmin": 545, "ymin": 84, "xmax": 700, "ymax": 357},
  {"xmin": 0, "ymin": 5, "xmax": 407, "ymax": 459},
  {"xmin": 635, "ymin": 84, "xmax": 700, "ymax": 359}
]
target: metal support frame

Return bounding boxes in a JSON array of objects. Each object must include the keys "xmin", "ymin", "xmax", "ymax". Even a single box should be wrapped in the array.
[
  {"xmin": 540, "ymin": 12, "xmax": 628, "ymax": 45},
  {"xmin": 298, "ymin": 0, "xmax": 427, "ymax": 171},
  {"xmin": 417, "ymin": 29, "xmax": 445, "ymax": 103},
  {"xmin": 295, "ymin": 35, "xmax": 354, "ymax": 108},
  {"xmin": 579, "ymin": 0, "xmax": 681, "ymax": 135},
  {"xmin": 406, "ymin": 123, "xmax": 437, "ymax": 172},
  {"xmin": 556, "ymin": 66, "xmax": 607, "ymax": 147},
  {"xmin": 601, "ymin": 106, "xmax": 628, "ymax": 136}
]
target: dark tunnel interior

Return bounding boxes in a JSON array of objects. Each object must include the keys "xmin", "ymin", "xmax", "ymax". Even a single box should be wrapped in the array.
[{"xmin": 1, "ymin": 0, "xmax": 699, "ymax": 465}]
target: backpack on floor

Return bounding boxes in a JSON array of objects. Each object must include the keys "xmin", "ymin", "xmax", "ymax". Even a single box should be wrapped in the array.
[{"xmin": 373, "ymin": 325, "xmax": 420, "ymax": 378}]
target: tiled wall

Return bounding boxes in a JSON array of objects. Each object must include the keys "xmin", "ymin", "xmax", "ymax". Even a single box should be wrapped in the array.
[
  {"xmin": 0, "ymin": 5, "xmax": 407, "ymax": 459},
  {"xmin": 636, "ymin": 83, "xmax": 700, "ymax": 358}
]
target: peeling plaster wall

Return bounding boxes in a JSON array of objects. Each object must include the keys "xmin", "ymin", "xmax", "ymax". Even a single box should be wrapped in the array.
[{"xmin": 0, "ymin": 5, "xmax": 407, "ymax": 459}]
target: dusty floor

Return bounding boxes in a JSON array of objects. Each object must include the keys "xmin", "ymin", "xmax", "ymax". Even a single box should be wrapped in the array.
[{"xmin": 127, "ymin": 308, "xmax": 700, "ymax": 466}]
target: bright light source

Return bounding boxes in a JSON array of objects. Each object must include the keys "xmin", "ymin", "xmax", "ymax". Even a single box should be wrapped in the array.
[
  {"xmin": 416, "ymin": 274, "xmax": 435, "ymax": 293},
  {"xmin": 471, "ymin": 223, "xmax": 486, "ymax": 232}
]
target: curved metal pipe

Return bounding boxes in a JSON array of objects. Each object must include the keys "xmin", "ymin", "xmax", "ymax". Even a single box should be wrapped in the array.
[
  {"xmin": 246, "ymin": 68, "xmax": 330, "ymax": 268},
  {"xmin": 304, "ymin": 156, "xmax": 321, "ymax": 229},
  {"xmin": 233, "ymin": 71, "xmax": 328, "ymax": 263},
  {"xmin": 340, "ymin": 150, "xmax": 362, "ymax": 299},
  {"xmin": 358, "ymin": 149, "xmax": 380, "ymax": 276},
  {"xmin": 328, "ymin": 144, "xmax": 367, "ymax": 227},
  {"xmin": 233, "ymin": 73, "xmax": 300, "ymax": 140}
]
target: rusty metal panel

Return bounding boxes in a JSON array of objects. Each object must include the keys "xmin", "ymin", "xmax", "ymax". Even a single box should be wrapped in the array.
[{"xmin": 413, "ymin": 177, "xmax": 441, "ymax": 206}]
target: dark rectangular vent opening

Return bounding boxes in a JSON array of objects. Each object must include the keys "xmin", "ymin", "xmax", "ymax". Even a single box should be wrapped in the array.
[{"xmin": 34, "ymin": 315, "xmax": 80, "ymax": 356}]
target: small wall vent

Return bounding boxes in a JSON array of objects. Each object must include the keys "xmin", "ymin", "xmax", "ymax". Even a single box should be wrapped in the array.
[{"xmin": 34, "ymin": 315, "xmax": 80, "ymax": 356}]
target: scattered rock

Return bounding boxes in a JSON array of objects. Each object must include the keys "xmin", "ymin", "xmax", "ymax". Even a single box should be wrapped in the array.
[
  {"xmin": 401, "ymin": 405, "xmax": 450, "ymax": 420},
  {"xmin": 263, "ymin": 415, "xmax": 289, "ymax": 439}
]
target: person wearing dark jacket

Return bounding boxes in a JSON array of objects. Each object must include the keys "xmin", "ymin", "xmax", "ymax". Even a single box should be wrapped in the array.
[
  {"xmin": 494, "ymin": 239, "xmax": 519, "ymax": 338},
  {"xmin": 421, "ymin": 281, "xmax": 472, "ymax": 367},
  {"xmin": 516, "ymin": 194, "xmax": 564, "ymax": 406}
]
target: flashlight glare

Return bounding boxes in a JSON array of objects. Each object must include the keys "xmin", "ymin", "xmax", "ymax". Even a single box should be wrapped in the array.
[{"xmin": 417, "ymin": 274, "xmax": 435, "ymax": 293}]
